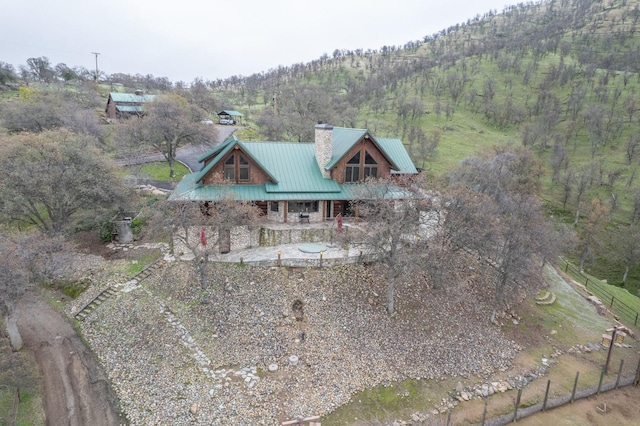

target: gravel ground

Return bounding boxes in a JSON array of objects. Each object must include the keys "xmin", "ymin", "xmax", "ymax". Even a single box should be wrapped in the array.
[{"xmin": 79, "ymin": 258, "xmax": 521, "ymax": 425}]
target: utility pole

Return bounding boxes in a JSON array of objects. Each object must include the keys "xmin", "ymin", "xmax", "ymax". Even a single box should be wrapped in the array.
[{"xmin": 91, "ymin": 52, "xmax": 100, "ymax": 82}]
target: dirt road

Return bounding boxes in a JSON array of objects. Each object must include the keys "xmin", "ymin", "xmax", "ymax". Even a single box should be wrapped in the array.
[{"xmin": 16, "ymin": 291, "xmax": 122, "ymax": 426}]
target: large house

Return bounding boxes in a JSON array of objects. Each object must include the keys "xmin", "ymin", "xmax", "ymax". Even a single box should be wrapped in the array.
[
  {"xmin": 170, "ymin": 124, "xmax": 419, "ymax": 224},
  {"xmin": 105, "ymin": 90, "xmax": 156, "ymax": 119}
]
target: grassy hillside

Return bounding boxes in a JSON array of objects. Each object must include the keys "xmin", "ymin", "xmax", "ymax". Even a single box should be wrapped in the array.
[{"xmin": 213, "ymin": 0, "xmax": 640, "ymax": 295}]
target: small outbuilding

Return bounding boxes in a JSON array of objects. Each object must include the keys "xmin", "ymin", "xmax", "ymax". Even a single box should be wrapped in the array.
[
  {"xmin": 105, "ymin": 90, "xmax": 156, "ymax": 119},
  {"xmin": 216, "ymin": 110, "xmax": 244, "ymax": 125}
]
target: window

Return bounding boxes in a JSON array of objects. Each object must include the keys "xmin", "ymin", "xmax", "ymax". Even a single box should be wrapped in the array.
[
  {"xmin": 270, "ymin": 202, "xmax": 279, "ymax": 212},
  {"xmin": 224, "ymin": 155, "xmax": 235, "ymax": 181},
  {"xmin": 364, "ymin": 151, "xmax": 378, "ymax": 178},
  {"xmin": 345, "ymin": 150, "xmax": 378, "ymax": 182},
  {"xmin": 223, "ymin": 153, "xmax": 251, "ymax": 182},
  {"xmin": 239, "ymin": 155, "xmax": 250, "ymax": 181},
  {"xmin": 345, "ymin": 152, "xmax": 360, "ymax": 183},
  {"xmin": 287, "ymin": 201, "xmax": 319, "ymax": 213}
]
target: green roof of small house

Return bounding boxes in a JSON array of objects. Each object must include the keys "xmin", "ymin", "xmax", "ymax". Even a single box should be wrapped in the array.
[
  {"xmin": 217, "ymin": 110, "xmax": 244, "ymax": 117},
  {"xmin": 109, "ymin": 92, "xmax": 156, "ymax": 103}
]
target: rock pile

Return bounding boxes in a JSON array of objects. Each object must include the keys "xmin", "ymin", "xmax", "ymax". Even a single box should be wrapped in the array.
[{"xmin": 80, "ymin": 261, "xmax": 524, "ymax": 424}]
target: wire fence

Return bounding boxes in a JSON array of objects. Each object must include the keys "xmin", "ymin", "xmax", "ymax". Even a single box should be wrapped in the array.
[
  {"xmin": 477, "ymin": 357, "xmax": 640, "ymax": 425},
  {"xmin": 561, "ymin": 259, "xmax": 640, "ymax": 327}
]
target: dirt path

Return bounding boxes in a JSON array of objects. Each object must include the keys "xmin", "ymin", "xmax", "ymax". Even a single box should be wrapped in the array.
[{"xmin": 16, "ymin": 291, "xmax": 122, "ymax": 426}]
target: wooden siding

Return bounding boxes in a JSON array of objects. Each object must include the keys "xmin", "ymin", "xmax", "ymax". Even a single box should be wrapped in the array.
[
  {"xmin": 330, "ymin": 138, "xmax": 393, "ymax": 183},
  {"xmin": 200, "ymin": 146, "xmax": 272, "ymax": 185}
]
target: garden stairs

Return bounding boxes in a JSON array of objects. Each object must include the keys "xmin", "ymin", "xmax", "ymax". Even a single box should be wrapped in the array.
[{"xmin": 74, "ymin": 260, "xmax": 163, "ymax": 321}]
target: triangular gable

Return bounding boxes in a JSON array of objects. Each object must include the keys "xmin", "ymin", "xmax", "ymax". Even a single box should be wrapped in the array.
[
  {"xmin": 325, "ymin": 127, "xmax": 400, "ymax": 171},
  {"xmin": 195, "ymin": 140, "xmax": 277, "ymax": 184}
]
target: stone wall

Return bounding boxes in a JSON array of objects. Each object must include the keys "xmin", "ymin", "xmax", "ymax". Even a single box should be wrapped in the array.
[
  {"xmin": 174, "ymin": 224, "xmax": 349, "ymax": 256},
  {"xmin": 258, "ymin": 226, "xmax": 340, "ymax": 247}
]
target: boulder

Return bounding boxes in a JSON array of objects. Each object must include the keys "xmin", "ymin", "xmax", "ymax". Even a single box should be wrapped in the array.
[{"xmin": 5, "ymin": 315, "xmax": 23, "ymax": 352}]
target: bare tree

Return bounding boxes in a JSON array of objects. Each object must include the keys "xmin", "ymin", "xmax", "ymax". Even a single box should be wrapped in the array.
[
  {"xmin": 346, "ymin": 177, "xmax": 430, "ymax": 314},
  {"xmin": 0, "ymin": 232, "xmax": 29, "ymax": 319},
  {"xmin": 163, "ymin": 195, "xmax": 262, "ymax": 289},
  {"xmin": 120, "ymin": 94, "xmax": 217, "ymax": 177},
  {"xmin": 0, "ymin": 129, "xmax": 131, "ymax": 234},
  {"xmin": 610, "ymin": 223, "xmax": 640, "ymax": 285},
  {"xmin": 577, "ymin": 199, "xmax": 610, "ymax": 271},
  {"xmin": 446, "ymin": 148, "xmax": 558, "ymax": 322}
]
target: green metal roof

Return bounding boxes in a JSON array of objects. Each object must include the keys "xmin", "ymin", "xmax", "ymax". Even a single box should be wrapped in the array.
[
  {"xmin": 218, "ymin": 110, "xmax": 244, "ymax": 117},
  {"xmin": 173, "ymin": 126, "xmax": 418, "ymax": 203},
  {"xmin": 376, "ymin": 138, "xmax": 418, "ymax": 174},
  {"xmin": 324, "ymin": 127, "xmax": 367, "ymax": 170},
  {"xmin": 169, "ymin": 174, "xmax": 410, "ymax": 202},
  {"xmin": 109, "ymin": 92, "xmax": 156, "ymax": 103},
  {"xmin": 198, "ymin": 135, "xmax": 237, "ymax": 163},
  {"xmin": 194, "ymin": 139, "xmax": 278, "ymax": 184},
  {"xmin": 246, "ymin": 142, "xmax": 341, "ymax": 193},
  {"xmin": 324, "ymin": 127, "xmax": 402, "ymax": 171}
]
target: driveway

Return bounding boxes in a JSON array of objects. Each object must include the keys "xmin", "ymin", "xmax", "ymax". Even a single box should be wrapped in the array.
[
  {"xmin": 116, "ymin": 125, "xmax": 236, "ymax": 172},
  {"xmin": 16, "ymin": 292, "xmax": 123, "ymax": 425}
]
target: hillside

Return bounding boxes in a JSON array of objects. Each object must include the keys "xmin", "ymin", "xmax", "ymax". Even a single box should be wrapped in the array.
[{"xmin": 209, "ymin": 0, "xmax": 640, "ymax": 295}]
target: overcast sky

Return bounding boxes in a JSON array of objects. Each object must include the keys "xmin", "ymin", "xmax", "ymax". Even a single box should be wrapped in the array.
[{"xmin": 1, "ymin": 0, "xmax": 513, "ymax": 83}]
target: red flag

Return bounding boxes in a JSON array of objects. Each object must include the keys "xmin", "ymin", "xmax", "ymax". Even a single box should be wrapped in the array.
[{"xmin": 200, "ymin": 228, "xmax": 207, "ymax": 246}]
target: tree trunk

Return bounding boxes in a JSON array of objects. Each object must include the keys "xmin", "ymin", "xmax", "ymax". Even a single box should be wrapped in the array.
[
  {"xmin": 168, "ymin": 157, "xmax": 175, "ymax": 178},
  {"xmin": 386, "ymin": 273, "xmax": 395, "ymax": 315}
]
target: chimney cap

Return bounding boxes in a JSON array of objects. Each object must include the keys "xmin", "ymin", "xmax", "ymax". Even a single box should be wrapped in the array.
[{"xmin": 315, "ymin": 122, "xmax": 333, "ymax": 130}]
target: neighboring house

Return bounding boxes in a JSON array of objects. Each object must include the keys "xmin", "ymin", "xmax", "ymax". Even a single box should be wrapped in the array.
[
  {"xmin": 170, "ymin": 124, "xmax": 419, "ymax": 224},
  {"xmin": 105, "ymin": 90, "xmax": 156, "ymax": 119},
  {"xmin": 216, "ymin": 110, "xmax": 243, "ymax": 125}
]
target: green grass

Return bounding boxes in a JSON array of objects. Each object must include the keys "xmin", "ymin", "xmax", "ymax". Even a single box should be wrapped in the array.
[
  {"xmin": 323, "ymin": 379, "xmax": 445, "ymax": 425},
  {"xmin": 123, "ymin": 161, "xmax": 189, "ymax": 181},
  {"xmin": 561, "ymin": 259, "xmax": 640, "ymax": 330},
  {"xmin": 126, "ymin": 251, "xmax": 160, "ymax": 276}
]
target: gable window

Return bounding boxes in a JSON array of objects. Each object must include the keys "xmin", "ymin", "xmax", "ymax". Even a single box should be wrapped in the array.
[
  {"xmin": 224, "ymin": 155, "xmax": 235, "ymax": 181},
  {"xmin": 363, "ymin": 150, "xmax": 378, "ymax": 179},
  {"xmin": 345, "ymin": 152, "xmax": 360, "ymax": 183},
  {"xmin": 239, "ymin": 155, "xmax": 250, "ymax": 181},
  {"xmin": 345, "ymin": 149, "xmax": 379, "ymax": 182},
  {"xmin": 223, "ymin": 152, "xmax": 251, "ymax": 183}
]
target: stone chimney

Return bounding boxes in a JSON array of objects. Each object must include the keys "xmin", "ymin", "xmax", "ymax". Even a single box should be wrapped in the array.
[{"xmin": 315, "ymin": 123, "xmax": 333, "ymax": 178}]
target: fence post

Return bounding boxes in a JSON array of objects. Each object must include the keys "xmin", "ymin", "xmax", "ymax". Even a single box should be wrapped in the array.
[
  {"xmin": 513, "ymin": 388, "xmax": 522, "ymax": 422},
  {"xmin": 565, "ymin": 262, "xmax": 569, "ymax": 272},
  {"xmin": 616, "ymin": 359, "xmax": 624, "ymax": 389},
  {"xmin": 635, "ymin": 312, "xmax": 638, "ymax": 326},
  {"xmin": 598, "ymin": 365, "xmax": 606, "ymax": 395},
  {"xmin": 571, "ymin": 371, "xmax": 580, "ymax": 403},
  {"xmin": 542, "ymin": 379, "xmax": 551, "ymax": 411},
  {"xmin": 635, "ymin": 357, "xmax": 640, "ymax": 386},
  {"xmin": 481, "ymin": 398, "xmax": 488, "ymax": 426},
  {"xmin": 610, "ymin": 295, "xmax": 615, "ymax": 308}
]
